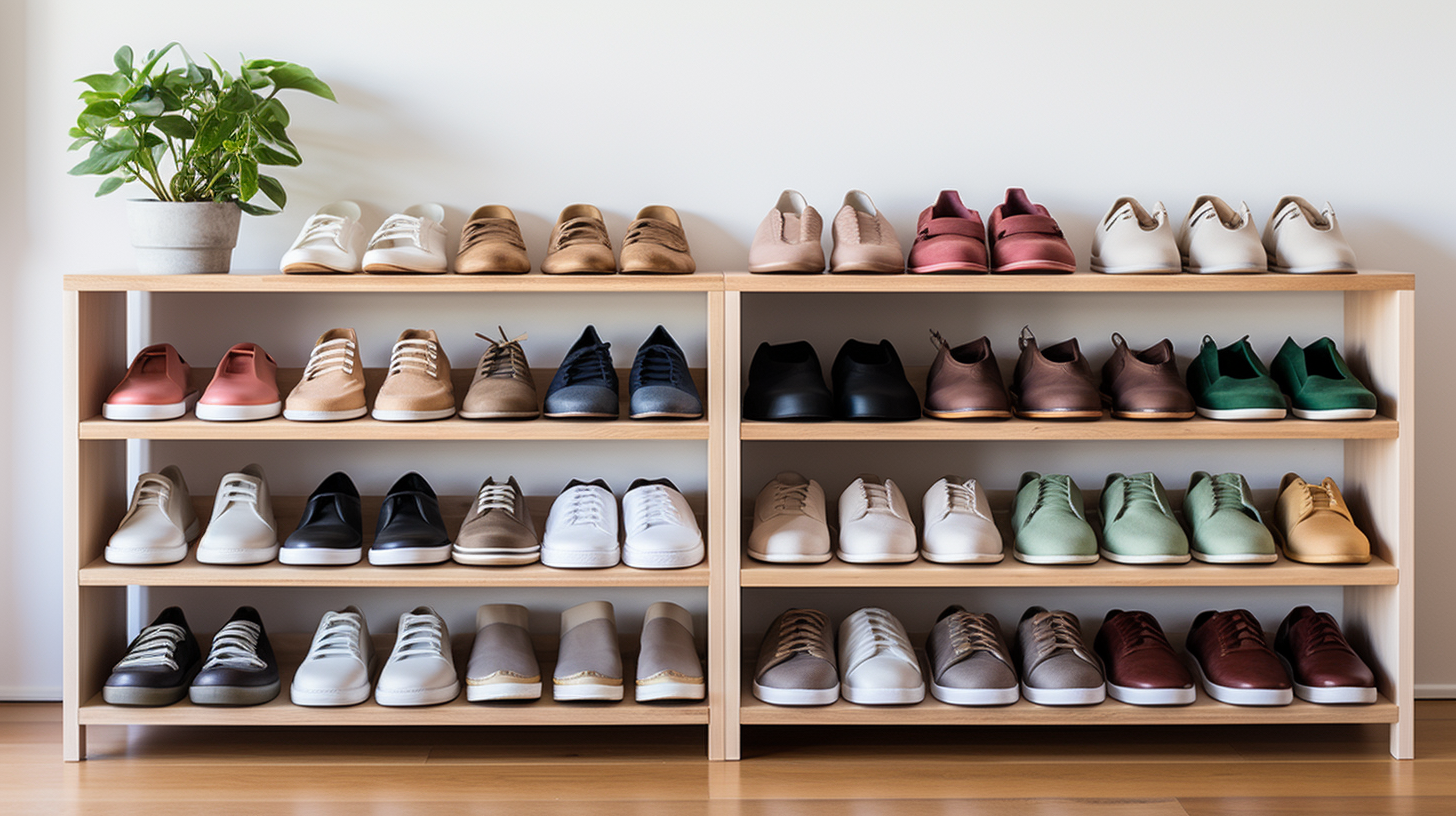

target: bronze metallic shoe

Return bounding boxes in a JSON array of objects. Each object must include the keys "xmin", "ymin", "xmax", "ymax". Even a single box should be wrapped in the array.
[
  {"xmin": 620, "ymin": 205, "xmax": 695, "ymax": 274},
  {"xmin": 923, "ymin": 330, "xmax": 1012, "ymax": 419},
  {"xmin": 1100, "ymin": 333, "xmax": 1196, "ymax": 419},
  {"xmin": 460, "ymin": 328, "xmax": 539, "ymax": 419},
  {"xmin": 1010, "ymin": 327, "xmax": 1102, "ymax": 419},
  {"xmin": 456, "ymin": 205, "xmax": 530, "ymax": 274},
  {"xmin": 541, "ymin": 204, "xmax": 616, "ymax": 274}
]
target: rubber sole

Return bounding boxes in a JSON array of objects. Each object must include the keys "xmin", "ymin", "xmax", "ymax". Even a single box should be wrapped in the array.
[
  {"xmin": 1191, "ymin": 549, "xmax": 1278, "ymax": 564},
  {"xmin": 279, "ymin": 546, "xmax": 362, "ymax": 566},
  {"xmin": 195, "ymin": 544, "xmax": 280, "ymax": 565},
  {"xmin": 189, "ymin": 680, "xmax": 281, "ymax": 706},
  {"xmin": 103, "ymin": 682, "xmax": 191, "ymax": 706},
  {"xmin": 362, "ymin": 264, "xmax": 447, "ymax": 274},
  {"xmin": 368, "ymin": 545, "xmax": 452, "ymax": 565},
  {"xmin": 105, "ymin": 543, "xmax": 189, "ymax": 565},
  {"xmin": 747, "ymin": 262, "xmax": 825, "ymax": 274},
  {"xmin": 103, "ymin": 391, "xmax": 198, "ymax": 421},
  {"xmin": 1013, "ymin": 550, "xmax": 1100, "ymax": 565},
  {"xmin": 836, "ymin": 551, "xmax": 919, "ymax": 564},
  {"xmin": 921, "ymin": 551, "xmax": 1005, "ymax": 564},
  {"xmin": 194, "ymin": 401, "xmax": 282, "ymax": 422},
  {"xmin": 841, "ymin": 685, "xmax": 925, "ymax": 705},
  {"xmin": 1268, "ymin": 264, "xmax": 1357, "ymax": 275},
  {"xmin": 1111, "ymin": 409, "xmax": 1197, "ymax": 420},
  {"xmin": 828, "ymin": 264, "xmax": 905, "ymax": 274},
  {"xmin": 457, "ymin": 410, "xmax": 541, "ymax": 420},
  {"xmin": 282, "ymin": 262, "xmax": 357, "ymax": 274},
  {"xmin": 553, "ymin": 682, "xmax": 624, "ymax": 701},
  {"xmin": 451, "ymin": 547, "xmax": 541, "ymax": 566},
  {"xmin": 745, "ymin": 549, "xmax": 833, "ymax": 564},
  {"xmin": 929, "ymin": 680, "xmax": 1020, "ymax": 706},
  {"xmin": 629, "ymin": 411, "xmax": 704, "ymax": 420},
  {"xmin": 636, "ymin": 679, "xmax": 706, "ymax": 702},
  {"xmin": 1291, "ymin": 407, "xmax": 1377, "ymax": 420},
  {"xmin": 1020, "ymin": 682, "xmax": 1106, "ymax": 706},
  {"xmin": 290, "ymin": 682, "xmax": 372, "ymax": 707},
  {"xmin": 375, "ymin": 683, "xmax": 460, "ymax": 706},
  {"xmin": 992, "ymin": 260, "xmax": 1077, "ymax": 274},
  {"xmin": 1099, "ymin": 548, "xmax": 1191, "ymax": 565},
  {"xmin": 1184, "ymin": 264, "xmax": 1266, "ymax": 274},
  {"xmin": 1089, "ymin": 262, "xmax": 1181, "ymax": 275},
  {"xmin": 540, "ymin": 546, "xmax": 620, "ymax": 569},
  {"xmin": 1187, "ymin": 654, "xmax": 1293, "ymax": 706},
  {"xmin": 924, "ymin": 408, "xmax": 1014, "ymax": 420},
  {"xmin": 371, "ymin": 407, "xmax": 456, "ymax": 421},
  {"xmin": 466, "ymin": 681, "xmax": 542, "ymax": 702},
  {"xmin": 1107, "ymin": 681, "xmax": 1197, "ymax": 706},
  {"xmin": 1014, "ymin": 409, "xmax": 1104, "ymax": 420},
  {"xmin": 752, "ymin": 680, "xmax": 839, "ymax": 706},
  {"xmin": 908, "ymin": 262, "xmax": 989, "ymax": 274},
  {"xmin": 283, "ymin": 406, "xmax": 367, "ymax": 421},
  {"xmin": 623, "ymin": 542, "xmax": 704, "ymax": 569},
  {"xmin": 542, "ymin": 411, "xmax": 618, "ymax": 419},
  {"xmin": 1195, "ymin": 406, "xmax": 1287, "ymax": 420}
]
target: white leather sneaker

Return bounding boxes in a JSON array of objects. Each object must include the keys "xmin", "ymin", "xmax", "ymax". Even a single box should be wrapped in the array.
[
  {"xmin": 291, "ymin": 607, "xmax": 374, "ymax": 707},
  {"xmin": 105, "ymin": 466, "xmax": 200, "ymax": 564},
  {"xmin": 621, "ymin": 478, "xmax": 703, "ymax": 569},
  {"xmin": 280, "ymin": 201, "xmax": 367, "ymax": 273},
  {"xmin": 195, "ymin": 464, "xmax": 279, "ymax": 565},
  {"xmin": 747, "ymin": 472, "xmax": 831, "ymax": 564},
  {"xmin": 1178, "ymin": 195, "xmax": 1268, "ymax": 274},
  {"xmin": 541, "ymin": 479, "xmax": 620, "ymax": 568},
  {"xmin": 1090, "ymin": 197, "xmax": 1180, "ymax": 274},
  {"xmin": 837, "ymin": 474, "xmax": 917, "ymax": 563},
  {"xmin": 838, "ymin": 607, "xmax": 925, "ymax": 705},
  {"xmin": 1262, "ymin": 196, "xmax": 1357, "ymax": 274},
  {"xmin": 362, "ymin": 204, "xmax": 448, "ymax": 274},
  {"xmin": 922, "ymin": 476, "xmax": 1004, "ymax": 564},
  {"xmin": 375, "ymin": 606, "xmax": 459, "ymax": 706}
]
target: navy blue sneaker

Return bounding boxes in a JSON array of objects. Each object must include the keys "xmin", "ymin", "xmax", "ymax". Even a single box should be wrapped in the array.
[
  {"xmin": 545, "ymin": 326, "xmax": 620, "ymax": 418},
  {"xmin": 630, "ymin": 325, "xmax": 703, "ymax": 419}
]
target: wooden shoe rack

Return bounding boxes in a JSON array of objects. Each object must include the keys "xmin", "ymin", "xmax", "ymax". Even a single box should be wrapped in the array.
[{"xmin": 63, "ymin": 270, "xmax": 1413, "ymax": 761}]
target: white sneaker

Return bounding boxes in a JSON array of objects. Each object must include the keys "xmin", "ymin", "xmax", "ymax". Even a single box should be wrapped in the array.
[
  {"xmin": 747, "ymin": 472, "xmax": 831, "ymax": 564},
  {"xmin": 280, "ymin": 201, "xmax": 367, "ymax": 273},
  {"xmin": 837, "ymin": 474, "xmax": 917, "ymax": 563},
  {"xmin": 541, "ymin": 479, "xmax": 620, "ymax": 568},
  {"xmin": 105, "ymin": 465, "xmax": 200, "ymax": 564},
  {"xmin": 375, "ymin": 606, "xmax": 459, "ymax": 706},
  {"xmin": 922, "ymin": 476, "xmax": 1003, "ymax": 564},
  {"xmin": 1090, "ymin": 197, "xmax": 1180, "ymax": 274},
  {"xmin": 362, "ymin": 204, "xmax": 448, "ymax": 273},
  {"xmin": 1178, "ymin": 195, "xmax": 1267, "ymax": 274},
  {"xmin": 291, "ymin": 607, "xmax": 374, "ymax": 707},
  {"xmin": 838, "ymin": 607, "xmax": 925, "ymax": 705},
  {"xmin": 195, "ymin": 464, "xmax": 279, "ymax": 565},
  {"xmin": 622, "ymin": 478, "xmax": 703, "ymax": 569},
  {"xmin": 1262, "ymin": 196, "xmax": 1357, "ymax": 274}
]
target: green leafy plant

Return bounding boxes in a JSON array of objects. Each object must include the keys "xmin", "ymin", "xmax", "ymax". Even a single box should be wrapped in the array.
[{"xmin": 68, "ymin": 43, "xmax": 335, "ymax": 214}]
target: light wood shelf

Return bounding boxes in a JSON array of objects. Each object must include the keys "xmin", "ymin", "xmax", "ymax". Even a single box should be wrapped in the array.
[
  {"xmin": 64, "ymin": 271, "xmax": 725, "ymax": 293},
  {"xmin": 740, "ymin": 415, "xmax": 1398, "ymax": 441},
  {"xmin": 724, "ymin": 270, "xmax": 1415, "ymax": 293}
]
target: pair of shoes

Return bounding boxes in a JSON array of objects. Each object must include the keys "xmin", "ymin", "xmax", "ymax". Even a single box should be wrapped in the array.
[
  {"xmin": 544, "ymin": 325, "xmax": 702, "ymax": 420},
  {"xmin": 752, "ymin": 607, "xmax": 924, "ymax": 705},
  {"xmin": 912, "ymin": 188, "xmax": 1077, "ymax": 274},
  {"xmin": 542, "ymin": 479, "xmax": 703, "ymax": 569},
  {"xmin": 931, "ymin": 607, "xmax": 1105, "ymax": 706},
  {"xmin": 107, "ymin": 465, "xmax": 278, "ymax": 565},
  {"xmin": 103, "ymin": 606, "xmax": 278, "ymax": 706},
  {"xmin": 1187, "ymin": 336, "xmax": 1376, "ymax": 420},
  {"xmin": 281, "ymin": 202, "xmax": 449, "ymax": 274},
  {"xmin": 742, "ymin": 339, "xmax": 919, "ymax": 421},
  {"xmin": 104, "ymin": 343, "xmax": 281, "ymax": 421},
  {"xmin": 806, "ymin": 474, "xmax": 998, "ymax": 564},
  {"xmin": 1187, "ymin": 607, "xmax": 1376, "ymax": 706},
  {"xmin": 749, "ymin": 189, "xmax": 902, "ymax": 274},
  {"xmin": 542, "ymin": 204, "xmax": 695, "ymax": 274}
]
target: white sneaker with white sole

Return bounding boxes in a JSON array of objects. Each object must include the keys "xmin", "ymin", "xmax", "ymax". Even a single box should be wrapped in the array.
[
  {"xmin": 280, "ymin": 200, "xmax": 368, "ymax": 273},
  {"xmin": 195, "ymin": 464, "xmax": 279, "ymax": 565},
  {"xmin": 541, "ymin": 480, "xmax": 620, "ymax": 568},
  {"xmin": 622, "ymin": 478, "xmax": 703, "ymax": 569},
  {"xmin": 363, "ymin": 204, "xmax": 448, "ymax": 273},
  {"xmin": 375, "ymin": 607, "xmax": 459, "ymax": 706},
  {"xmin": 105, "ymin": 465, "xmax": 200, "ymax": 564},
  {"xmin": 291, "ymin": 607, "xmax": 374, "ymax": 707}
]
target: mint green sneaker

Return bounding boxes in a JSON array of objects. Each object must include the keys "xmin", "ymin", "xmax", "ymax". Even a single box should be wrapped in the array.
[
  {"xmin": 1099, "ymin": 472, "xmax": 1190, "ymax": 564},
  {"xmin": 1269, "ymin": 337, "xmax": 1377, "ymax": 420},
  {"xmin": 1184, "ymin": 471, "xmax": 1277, "ymax": 563},
  {"xmin": 1184, "ymin": 335, "xmax": 1287, "ymax": 420},
  {"xmin": 1011, "ymin": 472, "xmax": 1098, "ymax": 565}
]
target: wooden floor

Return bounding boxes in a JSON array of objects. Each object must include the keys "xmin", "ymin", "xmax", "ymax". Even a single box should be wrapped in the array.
[{"xmin": 5, "ymin": 702, "xmax": 1456, "ymax": 815}]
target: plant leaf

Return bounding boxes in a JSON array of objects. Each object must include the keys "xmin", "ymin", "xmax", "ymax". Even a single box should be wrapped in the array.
[
  {"xmin": 127, "ymin": 96, "xmax": 166, "ymax": 117},
  {"xmin": 219, "ymin": 83, "xmax": 256, "ymax": 114},
  {"xmin": 68, "ymin": 137, "xmax": 92, "ymax": 151},
  {"xmin": 254, "ymin": 144, "xmax": 300, "ymax": 166},
  {"xmin": 193, "ymin": 112, "xmax": 239, "ymax": 154},
  {"xmin": 239, "ymin": 159, "xmax": 259, "ymax": 201},
  {"xmin": 257, "ymin": 174, "xmax": 286, "ymax": 209},
  {"xmin": 101, "ymin": 130, "xmax": 138, "ymax": 151},
  {"xmin": 113, "ymin": 46, "xmax": 134, "ymax": 77},
  {"xmin": 77, "ymin": 73, "xmax": 128, "ymax": 96},
  {"xmin": 152, "ymin": 115, "xmax": 195, "ymax": 139},
  {"xmin": 69, "ymin": 148, "xmax": 131, "ymax": 176},
  {"xmin": 238, "ymin": 200, "xmax": 277, "ymax": 216},
  {"xmin": 96, "ymin": 176, "xmax": 125, "ymax": 196},
  {"xmin": 258, "ymin": 63, "xmax": 336, "ymax": 101},
  {"xmin": 257, "ymin": 97, "xmax": 290, "ymax": 128},
  {"xmin": 137, "ymin": 42, "xmax": 179, "ymax": 78}
]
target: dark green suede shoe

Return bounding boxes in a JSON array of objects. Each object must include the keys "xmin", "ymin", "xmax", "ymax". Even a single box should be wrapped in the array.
[
  {"xmin": 1270, "ymin": 337, "xmax": 1377, "ymax": 420},
  {"xmin": 1185, "ymin": 336, "xmax": 1287, "ymax": 420}
]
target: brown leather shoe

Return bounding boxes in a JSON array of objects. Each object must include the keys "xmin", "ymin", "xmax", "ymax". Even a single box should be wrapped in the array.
[
  {"xmin": 1274, "ymin": 474, "xmax": 1371, "ymax": 564},
  {"xmin": 620, "ymin": 205, "xmax": 695, "ymax": 274},
  {"xmin": 1010, "ymin": 327, "xmax": 1101, "ymax": 419},
  {"xmin": 456, "ymin": 205, "xmax": 530, "ymax": 274},
  {"xmin": 1274, "ymin": 606, "xmax": 1376, "ymax": 704},
  {"xmin": 541, "ymin": 204, "xmax": 616, "ymax": 274},
  {"xmin": 923, "ymin": 331, "xmax": 1011, "ymax": 419},
  {"xmin": 1100, "ymin": 333, "xmax": 1196, "ymax": 419},
  {"xmin": 461, "ymin": 329, "xmax": 539, "ymax": 420},
  {"xmin": 1186, "ymin": 609, "xmax": 1293, "ymax": 706},
  {"xmin": 1094, "ymin": 610, "xmax": 1195, "ymax": 706}
]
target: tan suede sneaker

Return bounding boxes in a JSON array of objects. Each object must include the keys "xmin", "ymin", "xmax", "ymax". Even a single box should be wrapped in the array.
[
  {"xmin": 1274, "ymin": 474, "xmax": 1371, "ymax": 564},
  {"xmin": 541, "ymin": 204, "xmax": 616, "ymax": 274},
  {"xmin": 372, "ymin": 329, "xmax": 456, "ymax": 421},
  {"xmin": 620, "ymin": 205, "xmax": 695, "ymax": 274},
  {"xmin": 284, "ymin": 328, "xmax": 367, "ymax": 421},
  {"xmin": 461, "ymin": 328, "xmax": 539, "ymax": 419},
  {"xmin": 456, "ymin": 205, "xmax": 531, "ymax": 274}
]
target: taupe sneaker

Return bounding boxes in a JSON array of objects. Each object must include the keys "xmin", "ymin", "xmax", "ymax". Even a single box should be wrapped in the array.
[
  {"xmin": 284, "ymin": 328, "xmax": 367, "ymax": 421},
  {"xmin": 1015, "ymin": 606, "xmax": 1105, "ymax": 706},
  {"xmin": 752, "ymin": 608, "xmax": 838, "ymax": 706},
  {"xmin": 636, "ymin": 602, "xmax": 705, "ymax": 702},
  {"xmin": 460, "ymin": 329, "xmax": 539, "ymax": 419},
  {"xmin": 553, "ymin": 601, "xmax": 623, "ymax": 701},
  {"xmin": 620, "ymin": 205, "xmax": 695, "ymax": 274},
  {"xmin": 372, "ymin": 329, "xmax": 455, "ymax": 421},
  {"xmin": 452, "ymin": 477, "xmax": 539, "ymax": 565},
  {"xmin": 456, "ymin": 205, "xmax": 530, "ymax": 274},
  {"xmin": 465, "ymin": 604, "xmax": 541, "ymax": 701},
  {"xmin": 541, "ymin": 204, "xmax": 616, "ymax": 274}
]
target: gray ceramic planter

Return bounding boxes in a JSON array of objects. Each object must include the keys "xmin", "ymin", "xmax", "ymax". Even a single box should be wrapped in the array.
[{"xmin": 127, "ymin": 200, "xmax": 242, "ymax": 274}]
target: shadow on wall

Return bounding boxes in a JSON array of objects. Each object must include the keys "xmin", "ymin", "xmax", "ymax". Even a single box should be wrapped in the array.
[{"xmin": 0, "ymin": 0, "xmax": 25, "ymax": 690}]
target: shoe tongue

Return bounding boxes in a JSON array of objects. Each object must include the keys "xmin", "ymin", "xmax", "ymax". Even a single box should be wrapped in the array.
[
  {"xmin": 629, "ymin": 477, "xmax": 677, "ymax": 492},
  {"xmin": 575, "ymin": 325, "xmax": 604, "ymax": 349},
  {"xmin": 774, "ymin": 471, "xmax": 808, "ymax": 486},
  {"xmin": 565, "ymin": 478, "xmax": 611, "ymax": 492},
  {"xmin": 937, "ymin": 604, "xmax": 967, "ymax": 622},
  {"xmin": 642, "ymin": 325, "xmax": 674, "ymax": 348},
  {"xmin": 1005, "ymin": 187, "xmax": 1036, "ymax": 215}
]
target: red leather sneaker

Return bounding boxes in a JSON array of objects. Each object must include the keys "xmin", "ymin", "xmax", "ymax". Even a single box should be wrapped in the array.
[
  {"xmin": 196, "ymin": 343, "xmax": 282, "ymax": 422},
  {"xmin": 988, "ymin": 188, "xmax": 1077, "ymax": 273},
  {"xmin": 908, "ymin": 190, "xmax": 988, "ymax": 274},
  {"xmin": 103, "ymin": 343, "xmax": 198, "ymax": 421},
  {"xmin": 1274, "ymin": 606, "xmax": 1377, "ymax": 704}
]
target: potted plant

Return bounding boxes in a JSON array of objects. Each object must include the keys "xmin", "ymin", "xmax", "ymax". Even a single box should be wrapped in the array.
[{"xmin": 69, "ymin": 43, "xmax": 334, "ymax": 274}]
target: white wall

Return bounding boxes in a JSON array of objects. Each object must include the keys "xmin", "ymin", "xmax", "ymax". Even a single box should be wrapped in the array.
[{"xmin": 11, "ymin": 1, "xmax": 1456, "ymax": 696}]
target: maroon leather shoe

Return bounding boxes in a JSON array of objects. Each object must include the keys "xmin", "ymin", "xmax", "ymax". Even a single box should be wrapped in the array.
[
  {"xmin": 1186, "ymin": 609, "xmax": 1293, "ymax": 706},
  {"xmin": 908, "ymin": 190, "xmax": 988, "ymax": 274},
  {"xmin": 1094, "ymin": 610, "xmax": 1195, "ymax": 706},
  {"xmin": 923, "ymin": 331, "xmax": 1012, "ymax": 419},
  {"xmin": 987, "ymin": 188, "xmax": 1077, "ymax": 273},
  {"xmin": 1100, "ymin": 333, "xmax": 1197, "ymax": 420},
  {"xmin": 1274, "ymin": 606, "xmax": 1377, "ymax": 704},
  {"xmin": 1010, "ymin": 327, "xmax": 1102, "ymax": 419}
]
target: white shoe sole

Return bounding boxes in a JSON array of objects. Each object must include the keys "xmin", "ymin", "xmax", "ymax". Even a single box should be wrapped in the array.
[
  {"xmin": 746, "ymin": 549, "xmax": 833, "ymax": 564},
  {"xmin": 278, "ymin": 547, "xmax": 362, "ymax": 565},
  {"xmin": 1107, "ymin": 682, "xmax": 1196, "ymax": 706},
  {"xmin": 371, "ymin": 408, "xmax": 456, "ymax": 421},
  {"xmin": 368, "ymin": 545, "xmax": 452, "ymax": 565},
  {"xmin": 636, "ymin": 680, "xmax": 706, "ymax": 702},
  {"xmin": 841, "ymin": 685, "xmax": 925, "ymax": 705},
  {"xmin": 836, "ymin": 551, "xmax": 919, "ymax": 564},
  {"xmin": 195, "ymin": 545, "xmax": 280, "ymax": 565},
  {"xmin": 104, "ymin": 543, "xmax": 189, "ymax": 565},
  {"xmin": 553, "ymin": 683, "xmax": 624, "ymax": 702},
  {"xmin": 103, "ymin": 392, "xmax": 198, "ymax": 421},
  {"xmin": 1276, "ymin": 654, "xmax": 1377, "ymax": 704},
  {"xmin": 1195, "ymin": 406, "xmax": 1287, "ymax": 420},
  {"xmin": 195, "ymin": 401, "xmax": 282, "ymax": 422},
  {"xmin": 1020, "ymin": 682, "xmax": 1106, "ymax": 706},
  {"xmin": 1190, "ymin": 550, "xmax": 1278, "ymax": 564},
  {"xmin": 1268, "ymin": 264, "xmax": 1357, "ymax": 275},
  {"xmin": 1184, "ymin": 264, "xmax": 1266, "ymax": 274},
  {"xmin": 1090, "ymin": 263, "xmax": 1181, "ymax": 275},
  {"xmin": 1099, "ymin": 548, "xmax": 1191, "ymax": 565},
  {"xmin": 466, "ymin": 682, "xmax": 542, "ymax": 702},
  {"xmin": 622, "ymin": 543, "xmax": 704, "ymax": 569},
  {"xmin": 1291, "ymin": 407, "xmax": 1377, "ymax": 421},
  {"xmin": 1187, "ymin": 654, "xmax": 1293, "ymax": 706},
  {"xmin": 752, "ymin": 681, "xmax": 839, "ymax": 706},
  {"xmin": 929, "ymin": 681, "xmax": 1020, "ymax": 706},
  {"xmin": 540, "ymin": 547, "xmax": 620, "ymax": 569},
  {"xmin": 375, "ymin": 683, "xmax": 460, "ymax": 706},
  {"xmin": 921, "ymin": 551, "xmax": 1005, "ymax": 564},
  {"xmin": 283, "ymin": 407, "xmax": 367, "ymax": 422},
  {"xmin": 1012, "ymin": 550, "xmax": 1100, "ymax": 565},
  {"xmin": 290, "ymin": 683, "xmax": 372, "ymax": 707},
  {"xmin": 451, "ymin": 547, "xmax": 541, "ymax": 566}
]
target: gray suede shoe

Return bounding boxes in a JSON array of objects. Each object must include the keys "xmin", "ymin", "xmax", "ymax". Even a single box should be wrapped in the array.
[
  {"xmin": 452, "ymin": 477, "xmax": 539, "ymax": 566},
  {"xmin": 926, "ymin": 606, "xmax": 1019, "ymax": 706},
  {"xmin": 466, "ymin": 604, "xmax": 541, "ymax": 702},
  {"xmin": 752, "ymin": 608, "xmax": 838, "ymax": 706},
  {"xmin": 629, "ymin": 325, "xmax": 702, "ymax": 419},
  {"xmin": 553, "ymin": 601, "xmax": 623, "ymax": 701},
  {"xmin": 635, "ymin": 602, "xmax": 705, "ymax": 701},
  {"xmin": 1015, "ymin": 606, "xmax": 1105, "ymax": 706}
]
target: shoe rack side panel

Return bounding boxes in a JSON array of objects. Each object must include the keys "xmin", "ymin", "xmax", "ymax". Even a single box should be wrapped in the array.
[{"xmin": 716, "ymin": 291, "xmax": 743, "ymax": 761}]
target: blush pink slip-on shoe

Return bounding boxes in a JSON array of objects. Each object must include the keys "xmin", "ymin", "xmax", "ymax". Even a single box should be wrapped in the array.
[
  {"xmin": 103, "ymin": 343, "xmax": 198, "ymax": 421},
  {"xmin": 196, "ymin": 343, "xmax": 282, "ymax": 422},
  {"xmin": 988, "ymin": 188, "xmax": 1077, "ymax": 274},
  {"xmin": 829, "ymin": 190, "xmax": 905, "ymax": 274},
  {"xmin": 749, "ymin": 189, "xmax": 825, "ymax": 273},
  {"xmin": 908, "ymin": 190, "xmax": 988, "ymax": 274}
]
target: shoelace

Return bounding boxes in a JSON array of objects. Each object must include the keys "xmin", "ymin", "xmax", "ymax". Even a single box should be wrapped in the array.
[
  {"xmin": 860, "ymin": 481, "xmax": 894, "ymax": 515},
  {"xmin": 475, "ymin": 328, "xmax": 530, "ymax": 380},
  {"xmin": 773, "ymin": 611, "xmax": 832, "ymax": 661},
  {"xmin": 564, "ymin": 487, "xmax": 608, "ymax": 530},
  {"xmin": 1032, "ymin": 613, "xmax": 1085, "ymax": 658},
  {"xmin": 1032, "ymin": 476, "xmax": 1072, "ymax": 519},
  {"xmin": 1301, "ymin": 482, "xmax": 1338, "ymax": 514},
  {"xmin": 623, "ymin": 219, "xmax": 688, "ymax": 251},
  {"xmin": 1214, "ymin": 614, "xmax": 1270, "ymax": 656},
  {"xmin": 308, "ymin": 613, "xmax": 363, "ymax": 661},
  {"xmin": 554, "ymin": 217, "xmax": 610, "ymax": 249},
  {"xmin": 770, "ymin": 482, "xmax": 809, "ymax": 513},
  {"xmin": 215, "ymin": 477, "xmax": 259, "ymax": 511},
  {"xmin": 1210, "ymin": 474, "xmax": 1246, "ymax": 513},
  {"xmin": 635, "ymin": 345, "xmax": 686, "ymax": 386},
  {"xmin": 114, "ymin": 623, "xmax": 187, "ymax": 671},
  {"xmin": 369, "ymin": 214, "xmax": 426, "ymax": 249},
  {"xmin": 947, "ymin": 613, "xmax": 1003, "ymax": 659},
  {"xmin": 1301, "ymin": 614, "xmax": 1353, "ymax": 655},
  {"xmin": 298, "ymin": 214, "xmax": 348, "ymax": 248},
  {"xmin": 942, "ymin": 481, "xmax": 978, "ymax": 517},
  {"xmin": 560, "ymin": 344, "xmax": 612, "ymax": 385},
  {"xmin": 1117, "ymin": 475, "xmax": 1160, "ymax": 519},
  {"xmin": 629, "ymin": 485, "xmax": 682, "ymax": 532},
  {"xmin": 475, "ymin": 482, "xmax": 517, "ymax": 516},
  {"xmin": 389, "ymin": 338, "xmax": 439, "ymax": 378},
  {"xmin": 131, "ymin": 476, "xmax": 172, "ymax": 511},
  {"xmin": 394, "ymin": 615, "xmax": 445, "ymax": 661},
  {"xmin": 202, "ymin": 620, "xmax": 266, "ymax": 670},
  {"xmin": 302, "ymin": 337, "xmax": 356, "ymax": 380},
  {"xmin": 1112, "ymin": 613, "xmax": 1169, "ymax": 654},
  {"xmin": 928, "ymin": 329, "xmax": 950, "ymax": 354},
  {"xmin": 460, "ymin": 218, "xmax": 525, "ymax": 251},
  {"xmin": 851, "ymin": 611, "xmax": 913, "ymax": 657}
]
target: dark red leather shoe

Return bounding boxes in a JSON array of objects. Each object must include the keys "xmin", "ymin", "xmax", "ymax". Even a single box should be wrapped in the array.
[
  {"xmin": 1275, "ymin": 606, "xmax": 1377, "ymax": 704},
  {"xmin": 987, "ymin": 188, "xmax": 1077, "ymax": 273},
  {"xmin": 1186, "ymin": 609, "xmax": 1293, "ymax": 706},
  {"xmin": 1094, "ymin": 610, "xmax": 1195, "ymax": 706}
]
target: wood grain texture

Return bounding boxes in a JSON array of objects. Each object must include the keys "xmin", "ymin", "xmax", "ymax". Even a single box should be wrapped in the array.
[
  {"xmin": 740, "ymin": 414, "xmax": 1398, "ymax": 441},
  {"xmin": 724, "ymin": 269, "xmax": 1416, "ymax": 292},
  {"xmin": 65, "ymin": 271, "xmax": 726, "ymax": 292}
]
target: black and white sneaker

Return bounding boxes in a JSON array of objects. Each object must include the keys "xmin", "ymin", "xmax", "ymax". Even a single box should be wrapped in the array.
[
  {"xmin": 103, "ymin": 606, "xmax": 202, "ymax": 706},
  {"xmin": 189, "ymin": 606, "xmax": 280, "ymax": 706}
]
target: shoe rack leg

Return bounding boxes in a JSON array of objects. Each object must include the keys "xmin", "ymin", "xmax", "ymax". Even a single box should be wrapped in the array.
[{"xmin": 718, "ymin": 291, "xmax": 742, "ymax": 761}]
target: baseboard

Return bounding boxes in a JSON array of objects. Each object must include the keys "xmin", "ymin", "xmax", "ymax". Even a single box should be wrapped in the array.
[
  {"xmin": 1417, "ymin": 683, "xmax": 1456, "ymax": 699},
  {"xmin": 0, "ymin": 686, "xmax": 61, "ymax": 701}
]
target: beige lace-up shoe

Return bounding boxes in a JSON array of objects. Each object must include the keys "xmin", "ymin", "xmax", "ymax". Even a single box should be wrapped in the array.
[
  {"xmin": 620, "ymin": 205, "xmax": 695, "ymax": 274},
  {"xmin": 456, "ymin": 205, "xmax": 531, "ymax": 274},
  {"xmin": 284, "ymin": 328, "xmax": 367, "ymax": 421},
  {"xmin": 460, "ymin": 328, "xmax": 539, "ymax": 419},
  {"xmin": 541, "ymin": 204, "xmax": 616, "ymax": 274},
  {"xmin": 372, "ymin": 329, "xmax": 456, "ymax": 421}
]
